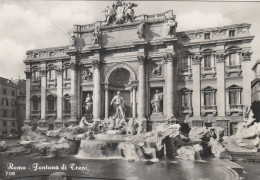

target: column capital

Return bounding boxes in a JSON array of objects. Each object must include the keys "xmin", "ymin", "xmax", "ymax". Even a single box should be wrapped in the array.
[
  {"xmin": 55, "ymin": 66, "xmax": 63, "ymax": 75},
  {"xmin": 242, "ymin": 50, "xmax": 253, "ymax": 61},
  {"xmin": 163, "ymin": 52, "xmax": 177, "ymax": 64},
  {"xmin": 132, "ymin": 85, "xmax": 137, "ymax": 90},
  {"xmin": 216, "ymin": 52, "xmax": 228, "ymax": 63},
  {"xmin": 24, "ymin": 70, "xmax": 32, "ymax": 79},
  {"xmin": 137, "ymin": 55, "xmax": 147, "ymax": 64},
  {"xmin": 191, "ymin": 54, "xmax": 203, "ymax": 65},
  {"xmin": 92, "ymin": 59, "xmax": 101, "ymax": 69},
  {"xmin": 39, "ymin": 69, "xmax": 46, "ymax": 77}
]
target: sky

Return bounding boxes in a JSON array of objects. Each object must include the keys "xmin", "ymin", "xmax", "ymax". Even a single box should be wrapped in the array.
[{"xmin": 0, "ymin": 0, "xmax": 260, "ymax": 79}]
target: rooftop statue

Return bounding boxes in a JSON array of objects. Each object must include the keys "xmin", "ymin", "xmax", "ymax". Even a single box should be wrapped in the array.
[{"xmin": 103, "ymin": 0, "xmax": 138, "ymax": 25}]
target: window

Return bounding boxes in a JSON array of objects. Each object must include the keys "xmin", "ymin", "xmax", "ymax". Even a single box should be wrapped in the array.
[
  {"xmin": 204, "ymin": 33, "xmax": 210, "ymax": 39},
  {"xmin": 3, "ymin": 110, "xmax": 7, "ymax": 117},
  {"xmin": 64, "ymin": 99, "xmax": 71, "ymax": 111},
  {"xmin": 181, "ymin": 57, "xmax": 189, "ymax": 70},
  {"xmin": 3, "ymin": 88, "xmax": 6, "ymax": 94},
  {"xmin": 48, "ymin": 69, "xmax": 56, "ymax": 80},
  {"xmin": 178, "ymin": 88, "xmax": 192, "ymax": 108},
  {"xmin": 3, "ymin": 121, "xmax": 7, "ymax": 126},
  {"xmin": 63, "ymin": 68, "xmax": 71, "ymax": 79},
  {"xmin": 204, "ymin": 55, "xmax": 211, "ymax": 68},
  {"xmin": 229, "ymin": 52, "xmax": 239, "ymax": 66},
  {"xmin": 180, "ymin": 94, "xmax": 188, "ymax": 107},
  {"xmin": 32, "ymin": 71, "xmax": 40, "ymax": 81},
  {"xmin": 202, "ymin": 87, "xmax": 216, "ymax": 107},
  {"xmin": 229, "ymin": 30, "xmax": 235, "ymax": 37},
  {"xmin": 12, "ymin": 90, "xmax": 15, "ymax": 96},
  {"xmin": 228, "ymin": 85, "xmax": 242, "ymax": 105},
  {"xmin": 2, "ymin": 131, "xmax": 7, "ymax": 134},
  {"xmin": 2, "ymin": 99, "xmax": 8, "ymax": 106},
  {"xmin": 12, "ymin": 121, "xmax": 15, "ymax": 126},
  {"xmin": 47, "ymin": 95, "xmax": 56, "ymax": 111},
  {"xmin": 12, "ymin": 112, "xmax": 16, "ymax": 118},
  {"xmin": 11, "ymin": 100, "xmax": 15, "ymax": 106},
  {"xmin": 32, "ymin": 96, "xmax": 40, "ymax": 111},
  {"xmin": 204, "ymin": 92, "xmax": 215, "ymax": 106}
]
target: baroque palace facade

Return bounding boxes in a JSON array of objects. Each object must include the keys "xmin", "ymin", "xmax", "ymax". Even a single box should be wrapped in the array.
[{"xmin": 23, "ymin": 2, "xmax": 254, "ymax": 135}]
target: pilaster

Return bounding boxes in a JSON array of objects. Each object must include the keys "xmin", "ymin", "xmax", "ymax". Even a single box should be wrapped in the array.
[
  {"xmin": 39, "ymin": 65, "xmax": 47, "ymax": 127},
  {"xmin": 163, "ymin": 52, "xmax": 177, "ymax": 119},
  {"xmin": 242, "ymin": 50, "xmax": 253, "ymax": 107},
  {"xmin": 68, "ymin": 57, "xmax": 79, "ymax": 126},
  {"xmin": 24, "ymin": 68, "xmax": 32, "ymax": 125},
  {"xmin": 191, "ymin": 54, "xmax": 202, "ymax": 117},
  {"xmin": 55, "ymin": 63, "xmax": 63, "ymax": 128},
  {"xmin": 216, "ymin": 52, "xmax": 227, "ymax": 117}
]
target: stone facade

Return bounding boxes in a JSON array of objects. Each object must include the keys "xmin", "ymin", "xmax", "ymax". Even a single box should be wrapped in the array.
[
  {"xmin": 0, "ymin": 78, "xmax": 26, "ymax": 136},
  {"xmin": 23, "ymin": 4, "xmax": 254, "ymax": 135}
]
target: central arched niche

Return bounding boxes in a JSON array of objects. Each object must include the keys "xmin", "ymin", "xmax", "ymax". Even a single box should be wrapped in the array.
[
  {"xmin": 104, "ymin": 63, "xmax": 137, "ymax": 118},
  {"xmin": 108, "ymin": 68, "xmax": 131, "ymax": 87}
]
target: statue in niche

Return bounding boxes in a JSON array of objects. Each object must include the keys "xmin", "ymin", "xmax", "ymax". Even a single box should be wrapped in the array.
[
  {"xmin": 163, "ymin": 19, "xmax": 177, "ymax": 37},
  {"xmin": 83, "ymin": 94, "xmax": 93, "ymax": 115},
  {"xmin": 92, "ymin": 24, "xmax": 101, "ymax": 45},
  {"xmin": 82, "ymin": 67, "xmax": 93, "ymax": 82},
  {"xmin": 110, "ymin": 91, "xmax": 126, "ymax": 128},
  {"xmin": 150, "ymin": 61, "xmax": 163, "ymax": 77},
  {"xmin": 151, "ymin": 90, "xmax": 163, "ymax": 113}
]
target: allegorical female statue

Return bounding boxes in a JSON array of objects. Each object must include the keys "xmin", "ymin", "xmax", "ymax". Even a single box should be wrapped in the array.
[
  {"xmin": 110, "ymin": 91, "xmax": 125, "ymax": 119},
  {"xmin": 83, "ymin": 94, "xmax": 93, "ymax": 114},
  {"xmin": 151, "ymin": 90, "xmax": 163, "ymax": 113}
]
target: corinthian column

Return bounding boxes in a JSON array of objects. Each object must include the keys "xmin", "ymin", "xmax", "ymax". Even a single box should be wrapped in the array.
[
  {"xmin": 104, "ymin": 85, "xmax": 109, "ymax": 119},
  {"xmin": 92, "ymin": 59, "xmax": 102, "ymax": 121},
  {"xmin": 137, "ymin": 56, "xmax": 146, "ymax": 119},
  {"xmin": 68, "ymin": 61, "xmax": 78, "ymax": 126},
  {"xmin": 39, "ymin": 67, "xmax": 47, "ymax": 127},
  {"xmin": 24, "ymin": 69, "xmax": 32, "ymax": 125},
  {"xmin": 132, "ymin": 86, "xmax": 137, "ymax": 118},
  {"xmin": 164, "ymin": 53, "xmax": 177, "ymax": 119},
  {"xmin": 55, "ymin": 66, "xmax": 63, "ymax": 128}
]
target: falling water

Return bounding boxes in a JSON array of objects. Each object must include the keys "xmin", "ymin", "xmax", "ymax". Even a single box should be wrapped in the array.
[{"xmin": 76, "ymin": 140, "xmax": 121, "ymax": 159}]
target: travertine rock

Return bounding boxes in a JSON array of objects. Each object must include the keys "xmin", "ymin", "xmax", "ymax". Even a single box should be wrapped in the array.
[
  {"xmin": 0, "ymin": 141, "xmax": 7, "ymax": 152},
  {"xmin": 209, "ymin": 138, "xmax": 229, "ymax": 158}
]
